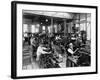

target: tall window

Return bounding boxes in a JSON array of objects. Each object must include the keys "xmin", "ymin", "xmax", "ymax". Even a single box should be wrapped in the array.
[
  {"xmin": 31, "ymin": 25, "xmax": 35, "ymax": 33},
  {"xmin": 23, "ymin": 24, "xmax": 28, "ymax": 33}
]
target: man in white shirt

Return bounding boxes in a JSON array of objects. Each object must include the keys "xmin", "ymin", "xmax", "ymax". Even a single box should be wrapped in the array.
[
  {"xmin": 67, "ymin": 43, "xmax": 79, "ymax": 56},
  {"xmin": 67, "ymin": 43, "xmax": 74, "ymax": 54},
  {"xmin": 36, "ymin": 43, "xmax": 51, "ymax": 61}
]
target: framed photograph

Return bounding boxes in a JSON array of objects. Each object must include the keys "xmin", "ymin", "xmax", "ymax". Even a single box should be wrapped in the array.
[{"xmin": 11, "ymin": 1, "xmax": 98, "ymax": 79}]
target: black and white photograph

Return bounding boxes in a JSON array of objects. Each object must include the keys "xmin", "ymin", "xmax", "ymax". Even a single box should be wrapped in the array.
[
  {"xmin": 22, "ymin": 10, "xmax": 91, "ymax": 69},
  {"xmin": 11, "ymin": 1, "xmax": 97, "ymax": 79}
]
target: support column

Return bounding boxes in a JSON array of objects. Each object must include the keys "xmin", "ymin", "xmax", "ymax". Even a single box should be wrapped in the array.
[
  {"xmin": 39, "ymin": 24, "xmax": 42, "ymax": 33},
  {"xmin": 28, "ymin": 24, "xmax": 31, "ymax": 33},
  {"xmin": 64, "ymin": 19, "xmax": 67, "ymax": 36},
  {"xmin": 79, "ymin": 13, "xmax": 80, "ymax": 32},
  {"xmin": 85, "ymin": 14, "xmax": 87, "ymax": 40},
  {"xmin": 51, "ymin": 17, "xmax": 54, "ymax": 34}
]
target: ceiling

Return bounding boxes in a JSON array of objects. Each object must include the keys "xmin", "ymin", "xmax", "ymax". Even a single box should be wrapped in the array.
[{"xmin": 23, "ymin": 10, "xmax": 74, "ymax": 19}]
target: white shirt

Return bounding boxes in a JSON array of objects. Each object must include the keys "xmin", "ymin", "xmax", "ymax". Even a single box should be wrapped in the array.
[
  {"xmin": 30, "ymin": 38, "xmax": 35, "ymax": 46},
  {"xmin": 36, "ymin": 45, "xmax": 50, "ymax": 61},
  {"xmin": 67, "ymin": 48, "xmax": 74, "ymax": 54}
]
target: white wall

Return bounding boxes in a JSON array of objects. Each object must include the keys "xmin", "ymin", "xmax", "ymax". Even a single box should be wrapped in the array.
[{"xmin": 0, "ymin": 0, "xmax": 99, "ymax": 80}]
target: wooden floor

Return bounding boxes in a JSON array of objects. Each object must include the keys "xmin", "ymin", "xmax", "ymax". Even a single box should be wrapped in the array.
[
  {"xmin": 22, "ymin": 43, "xmax": 40, "ymax": 70},
  {"xmin": 22, "ymin": 43, "xmax": 67, "ymax": 69}
]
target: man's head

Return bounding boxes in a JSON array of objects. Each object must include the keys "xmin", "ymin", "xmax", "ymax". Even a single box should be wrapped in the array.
[{"xmin": 69, "ymin": 43, "xmax": 73, "ymax": 49}]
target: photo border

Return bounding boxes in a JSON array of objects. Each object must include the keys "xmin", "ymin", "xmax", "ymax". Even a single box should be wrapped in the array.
[{"xmin": 11, "ymin": 1, "xmax": 98, "ymax": 79}]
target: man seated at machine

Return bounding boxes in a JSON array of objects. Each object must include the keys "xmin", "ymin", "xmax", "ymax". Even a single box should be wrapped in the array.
[
  {"xmin": 36, "ymin": 41, "xmax": 51, "ymax": 61},
  {"xmin": 67, "ymin": 42, "xmax": 78, "ymax": 56},
  {"xmin": 67, "ymin": 42, "xmax": 79, "ymax": 65}
]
